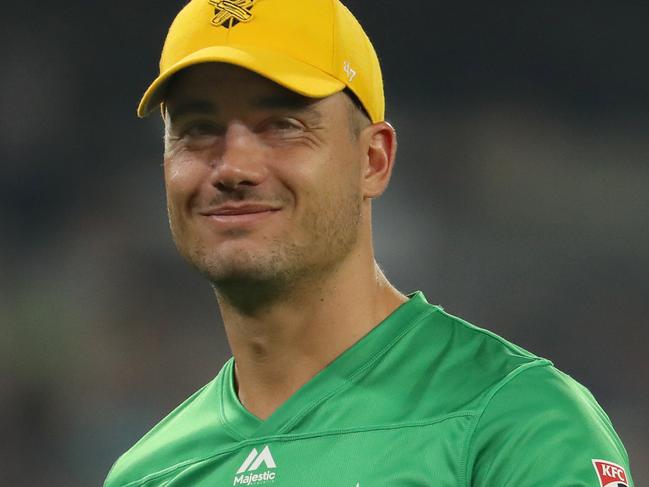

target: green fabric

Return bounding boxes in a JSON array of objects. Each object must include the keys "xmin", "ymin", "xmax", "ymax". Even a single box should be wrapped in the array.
[{"xmin": 105, "ymin": 292, "xmax": 633, "ymax": 486}]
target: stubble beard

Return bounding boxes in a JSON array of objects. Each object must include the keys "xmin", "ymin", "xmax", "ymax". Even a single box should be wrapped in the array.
[{"xmin": 169, "ymin": 185, "xmax": 363, "ymax": 313}]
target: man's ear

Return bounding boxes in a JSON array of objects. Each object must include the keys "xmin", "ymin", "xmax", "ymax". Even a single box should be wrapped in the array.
[{"xmin": 360, "ymin": 121, "xmax": 398, "ymax": 199}]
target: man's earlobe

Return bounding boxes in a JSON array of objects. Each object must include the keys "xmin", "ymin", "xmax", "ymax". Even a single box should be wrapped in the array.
[{"xmin": 362, "ymin": 122, "xmax": 397, "ymax": 199}]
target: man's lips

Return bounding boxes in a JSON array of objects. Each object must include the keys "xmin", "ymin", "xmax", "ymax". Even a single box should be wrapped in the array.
[
  {"xmin": 198, "ymin": 204, "xmax": 281, "ymax": 225},
  {"xmin": 200, "ymin": 204, "xmax": 281, "ymax": 216}
]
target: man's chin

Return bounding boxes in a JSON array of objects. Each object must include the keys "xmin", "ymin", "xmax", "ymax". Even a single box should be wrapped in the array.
[
  {"xmin": 191, "ymin": 254, "xmax": 288, "ymax": 287},
  {"xmin": 200, "ymin": 262, "xmax": 295, "ymax": 311}
]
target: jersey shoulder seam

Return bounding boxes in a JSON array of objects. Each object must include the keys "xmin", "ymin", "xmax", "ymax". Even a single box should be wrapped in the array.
[
  {"xmin": 436, "ymin": 308, "xmax": 546, "ymax": 362},
  {"xmin": 457, "ymin": 359, "xmax": 552, "ymax": 487}
]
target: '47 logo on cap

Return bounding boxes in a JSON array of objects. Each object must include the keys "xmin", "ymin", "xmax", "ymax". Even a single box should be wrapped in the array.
[{"xmin": 592, "ymin": 459, "xmax": 629, "ymax": 487}]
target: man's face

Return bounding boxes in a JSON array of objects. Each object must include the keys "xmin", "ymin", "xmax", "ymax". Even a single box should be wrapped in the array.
[{"xmin": 163, "ymin": 63, "xmax": 368, "ymax": 289}]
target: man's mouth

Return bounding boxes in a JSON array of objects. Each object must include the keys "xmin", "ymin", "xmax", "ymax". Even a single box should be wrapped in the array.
[
  {"xmin": 199, "ymin": 204, "xmax": 282, "ymax": 226},
  {"xmin": 204, "ymin": 204, "xmax": 281, "ymax": 216}
]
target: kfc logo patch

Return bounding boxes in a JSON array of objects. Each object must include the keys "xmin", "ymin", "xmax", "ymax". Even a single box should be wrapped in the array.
[{"xmin": 592, "ymin": 459, "xmax": 628, "ymax": 487}]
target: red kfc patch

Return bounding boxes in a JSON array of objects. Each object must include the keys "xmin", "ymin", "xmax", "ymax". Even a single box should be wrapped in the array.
[{"xmin": 592, "ymin": 459, "xmax": 628, "ymax": 487}]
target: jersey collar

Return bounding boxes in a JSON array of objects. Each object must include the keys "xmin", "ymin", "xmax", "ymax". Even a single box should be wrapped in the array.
[{"xmin": 219, "ymin": 291, "xmax": 437, "ymax": 439}]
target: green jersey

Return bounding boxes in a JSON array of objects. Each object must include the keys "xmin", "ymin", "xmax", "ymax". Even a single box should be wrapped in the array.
[{"xmin": 105, "ymin": 292, "xmax": 633, "ymax": 486}]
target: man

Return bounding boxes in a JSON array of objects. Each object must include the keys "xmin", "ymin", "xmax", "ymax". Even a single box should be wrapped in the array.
[{"xmin": 106, "ymin": 0, "xmax": 634, "ymax": 485}]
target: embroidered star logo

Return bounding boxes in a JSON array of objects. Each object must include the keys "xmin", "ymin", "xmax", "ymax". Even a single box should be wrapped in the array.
[{"xmin": 208, "ymin": 0, "xmax": 256, "ymax": 28}]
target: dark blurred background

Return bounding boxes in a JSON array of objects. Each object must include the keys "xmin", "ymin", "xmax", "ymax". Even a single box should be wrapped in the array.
[{"xmin": 1, "ymin": 1, "xmax": 647, "ymax": 485}]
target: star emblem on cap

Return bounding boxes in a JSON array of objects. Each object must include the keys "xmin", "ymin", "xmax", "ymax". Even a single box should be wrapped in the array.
[{"xmin": 208, "ymin": 0, "xmax": 256, "ymax": 28}]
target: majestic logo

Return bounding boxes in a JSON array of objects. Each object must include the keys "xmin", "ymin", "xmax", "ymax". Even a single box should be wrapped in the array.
[
  {"xmin": 592, "ymin": 459, "xmax": 629, "ymax": 487},
  {"xmin": 208, "ymin": 0, "xmax": 256, "ymax": 29},
  {"xmin": 233, "ymin": 445, "xmax": 277, "ymax": 485}
]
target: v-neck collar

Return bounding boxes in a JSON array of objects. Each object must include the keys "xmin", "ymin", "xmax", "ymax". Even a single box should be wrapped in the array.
[{"xmin": 218, "ymin": 291, "xmax": 437, "ymax": 439}]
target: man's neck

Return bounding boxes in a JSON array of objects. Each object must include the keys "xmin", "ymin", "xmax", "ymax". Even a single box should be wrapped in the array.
[{"xmin": 215, "ymin": 257, "xmax": 406, "ymax": 420}]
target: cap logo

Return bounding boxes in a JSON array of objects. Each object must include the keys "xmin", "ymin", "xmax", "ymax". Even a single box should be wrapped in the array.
[
  {"xmin": 343, "ymin": 61, "xmax": 357, "ymax": 82},
  {"xmin": 208, "ymin": 0, "xmax": 256, "ymax": 28}
]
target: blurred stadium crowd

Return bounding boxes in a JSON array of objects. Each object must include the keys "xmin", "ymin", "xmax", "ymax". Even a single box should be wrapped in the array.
[{"xmin": 1, "ymin": 1, "xmax": 647, "ymax": 485}]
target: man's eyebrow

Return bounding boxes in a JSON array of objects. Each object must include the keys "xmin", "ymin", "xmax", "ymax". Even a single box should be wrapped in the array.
[
  {"xmin": 252, "ymin": 94, "xmax": 321, "ymax": 117},
  {"xmin": 167, "ymin": 100, "xmax": 218, "ymax": 121},
  {"xmin": 166, "ymin": 95, "xmax": 322, "ymax": 120}
]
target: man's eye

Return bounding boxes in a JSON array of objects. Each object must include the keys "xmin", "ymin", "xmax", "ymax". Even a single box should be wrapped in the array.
[
  {"xmin": 179, "ymin": 122, "xmax": 221, "ymax": 137},
  {"xmin": 171, "ymin": 120, "xmax": 224, "ymax": 139},
  {"xmin": 262, "ymin": 118, "xmax": 303, "ymax": 133}
]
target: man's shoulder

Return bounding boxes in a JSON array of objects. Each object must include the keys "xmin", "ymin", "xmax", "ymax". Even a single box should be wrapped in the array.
[
  {"xmin": 423, "ymin": 308, "xmax": 606, "ymax": 418},
  {"xmin": 407, "ymin": 306, "xmax": 632, "ymax": 484},
  {"xmin": 395, "ymin": 304, "xmax": 553, "ymax": 412},
  {"xmin": 104, "ymin": 368, "xmax": 229, "ymax": 487},
  {"xmin": 319, "ymin": 301, "xmax": 553, "ymax": 430},
  {"xmin": 427, "ymin": 305, "xmax": 545, "ymax": 361}
]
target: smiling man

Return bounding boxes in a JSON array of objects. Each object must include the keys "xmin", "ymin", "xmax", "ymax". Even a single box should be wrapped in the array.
[{"xmin": 105, "ymin": 1, "xmax": 633, "ymax": 486}]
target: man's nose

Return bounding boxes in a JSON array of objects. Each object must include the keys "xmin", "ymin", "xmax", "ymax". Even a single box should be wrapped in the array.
[{"xmin": 209, "ymin": 122, "xmax": 268, "ymax": 190}]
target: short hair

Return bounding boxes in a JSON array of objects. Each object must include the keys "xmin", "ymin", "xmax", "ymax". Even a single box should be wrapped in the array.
[{"xmin": 343, "ymin": 88, "xmax": 372, "ymax": 139}]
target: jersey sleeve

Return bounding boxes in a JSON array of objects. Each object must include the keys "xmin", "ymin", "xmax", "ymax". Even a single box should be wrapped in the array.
[{"xmin": 465, "ymin": 363, "xmax": 634, "ymax": 487}]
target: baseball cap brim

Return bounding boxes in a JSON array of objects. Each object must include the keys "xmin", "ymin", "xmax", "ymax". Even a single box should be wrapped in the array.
[{"xmin": 137, "ymin": 45, "xmax": 346, "ymax": 118}]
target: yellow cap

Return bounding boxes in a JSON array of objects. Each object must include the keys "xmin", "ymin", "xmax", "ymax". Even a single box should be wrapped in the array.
[{"xmin": 138, "ymin": 0, "xmax": 384, "ymax": 122}]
